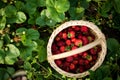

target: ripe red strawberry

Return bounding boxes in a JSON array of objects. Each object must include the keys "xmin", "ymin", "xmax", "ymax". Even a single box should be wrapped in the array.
[
  {"xmin": 68, "ymin": 31, "xmax": 75, "ymax": 38},
  {"xmin": 64, "ymin": 62, "xmax": 70, "ymax": 67},
  {"xmin": 55, "ymin": 60, "xmax": 62, "ymax": 66},
  {"xmin": 73, "ymin": 60, "xmax": 78, "ymax": 65},
  {"xmin": 53, "ymin": 50, "xmax": 61, "ymax": 54},
  {"xmin": 62, "ymin": 32, "xmax": 67, "ymax": 39},
  {"xmin": 71, "ymin": 38, "xmax": 77, "ymax": 42},
  {"xmin": 73, "ymin": 54, "xmax": 78, "ymax": 58},
  {"xmin": 79, "ymin": 59, "xmax": 85, "ymax": 65},
  {"xmin": 82, "ymin": 36, "xmax": 88, "ymax": 45},
  {"xmin": 79, "ymin": 66, "xmax": 84, "ymax": 73},
  {"xmin": 74, "ymin": 39, "xmax": 82, "ymax": 47},
  {"xmin": 81, "ymin": 26, "xmax": 88, "ymax": 32},
  {"xmin": 72, "ymin": 26, "xmax": 80, "ymax": 31},
  {"xmin": 84, "ymin": 60, "xmax": 89, "ymax": 65},
  {"xmin": 66, "ymin": 40, "xmax": 71, "ymax": 46},
  {"xmin": 90, "ymin": 48, "xmax": 97, "ymax": 55},
  {"xmin": 58, "ymin": 32, "xmax": 62, "ymax": 37},
  {"xmin": 70, "ymin": 63, "xmax": 75, "ymax": 70},
  {"xmin": 52, "ymin": 43, "xmax": 58, "ymax": 52},
  {"xmin": 57, "ymin": 41, "xmax": 65, "ymax": 47},
  {"xmin": 55, "ymin": 36, "xmax": 60, "ymax": 41},
  {"xmin": 82, "ymin": 52, "xmax": 92, "ymax": 62},
  {"xmin": 72, "ymin": 46, "xmax": 77, "ymax": 50},
  {"xmin": 66, "ymin": 56, "xmax": 73, "ymax": 62},
  {"xmin": 92, "ymin": 55, "xmax": 97, "ymax": 60},
  {"xmin": 78, "ymin": 34, "xmax": 82, "ymax": 39},
  {"xmin": 60, "ymin": 46, "xmax": 65, "ymax": 52}
]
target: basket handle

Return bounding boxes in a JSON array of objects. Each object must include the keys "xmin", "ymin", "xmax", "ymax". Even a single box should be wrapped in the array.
[{"xmin": 48, "ymin": 38, "xmax": 102, "ymax": 60}]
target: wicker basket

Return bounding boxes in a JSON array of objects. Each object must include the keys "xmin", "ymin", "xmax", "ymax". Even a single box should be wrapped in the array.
[{"xmin": 47, "ymin": 20, "xmax": 107, "ymax": 78}]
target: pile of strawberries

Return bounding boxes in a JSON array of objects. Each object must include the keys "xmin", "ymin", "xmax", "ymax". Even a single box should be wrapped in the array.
[{"xmin": 51, "ymin": 25, "xmax": 101, "ymax": 73}]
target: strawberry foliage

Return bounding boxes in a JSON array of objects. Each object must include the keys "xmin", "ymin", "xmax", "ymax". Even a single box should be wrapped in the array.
[{"xmin": 0, "ymin": 0, "xmax": 120, "ymax": 80}]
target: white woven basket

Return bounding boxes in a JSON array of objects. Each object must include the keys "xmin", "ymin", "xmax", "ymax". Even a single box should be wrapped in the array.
[{"xmin": 47, "ymin": 20, "xmax": 107, "ymax": 78}]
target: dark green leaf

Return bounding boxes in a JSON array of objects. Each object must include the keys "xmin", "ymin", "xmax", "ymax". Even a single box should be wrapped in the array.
[
  {"xmin": 113, "ymin": 0, "xmax": 120, "ymax": 13},
  {"xmin": 103, "ymin": 77, "xmax": 112, "ymax": 80},
  {"xmin": 80, "ymin": 0, "xmax": 90, "ymax": 9},
  {"xmin": 0, "ymin": 16, "xmax": 6, "ymax": 30},
  {"xmin": 0, "ymin": 50, "xmax": 5, "ymax": 64},
  {"xmin": 36, "ymin": 16, "xmax": 46, "ymax": 26},
  {"xmin": 107, "ymin": 38, "xmax": 119, "ymax": 51},
  {"xmin": 15, "ymin": 1, "xmax": 25, "ymax": 11},
  {"xmin": 69, "ymin": 7, "xmax": 84, "ymax": 20},
  {"xmin": 5, "ymin": 5, "xmax": 17, "ymax": 17},
  {"xmin": 24, "ymin": 62, "xmax": 32, "ymax": 70},
  {"xmin": 26, "ymin": 29, "xmax": 40, "ymax": 40}
]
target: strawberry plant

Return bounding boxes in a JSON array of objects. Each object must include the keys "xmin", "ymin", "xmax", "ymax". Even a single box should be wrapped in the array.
[{"xmin": 0, "ymin": 0, "xmax": 120, "ymax": 80}]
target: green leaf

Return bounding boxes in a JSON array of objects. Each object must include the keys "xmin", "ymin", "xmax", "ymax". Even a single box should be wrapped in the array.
[
  {"xmin": 24, "ymin": 62, "xmax": 32, "ymax": 70},
  {"xmin": 5, "ymin": 44, "xmax": 20, "ymax": 64},
  {"xmin": 117, "ymin": 75, "xmax": 120, "ymax": 80},
  {"xmin": 46, "ymin": 7, "xmax": 65, "ymax": 22},
  {"xmin": 80, "ymin": 0, "xmax": 90, "ymax": 9},
  {"xmin": 15, "ymin": 1, "xmax": 25, "ymax": 11},
  {"xmin": 5, "ymin": 5, "xmax": 17, "ymax": 17},
  {"xmin": 7, "ymin": 12, "xmax": 27, "ymax": 24},
  {"xmin": 16, "ymin": 28, "xmax": 27, "ymax": 33},
  {"xmin": 113, "ymin": 0, "xmax": 120, "ymax": 14},
  {"xmin": 0, "ymin": 40, "xmax": 3, "ymax": 49},
  {"xmin": 0, "ymin": 8, "xmax": 5, "ymax": 16},
  {"xmin": 0, "ymin": 16, "xmax": 6, "ymax": 30},
  {"xmin": 0, "ymin": 50, "xmax": 5, "ymax": 64},
  {"xmin": 55, "ymin": 0, "xmax": 70, "ymax": 13},
  {"xmin": 36, "ymin": 40, "xmax": 47, "ymax": 62},
  {"xmin": 103, "ymin": 77, "xmax": 112, "ymax": 80},
  {"xmin": 36, "ymin": 16, "xmax": 46, "ymax": 26},
  {"xmin": 69, "ymin": 7, "xmax": 85, "ymax": 20},
  {"xmin": 15, "ymin": 12, "xmax": 27, "ymax": 23},
  {"xmin": 107, "ymin": 38, "xmax": 119, "ymax": 51},
  {"xmin": 26, "ymin": 29, "xmax": 40, "ymax": 40}
]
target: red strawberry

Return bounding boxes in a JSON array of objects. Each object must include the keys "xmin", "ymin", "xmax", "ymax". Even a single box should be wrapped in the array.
[
  {"xmin": 57, "ymin": 41, "xmax": 65, "ymax": 47},
  {"xmin": 64, "ymin": 62, "xmax": 70, "ymax": 67},
  {"xmin": 55, "ymin": 36, "xmax": 60, "ymax": 41},
  {"xmin": 66, "ymin": 40, "xmax": 71, "ymax": 46},
  {"xmin": 52, "ymin": 43, "xmax": 58, "ymax": 52},
  {"xmin": 53, "ymin": 50, "xmax": 61, "ymax": 54},
  {"xmin": 79, "ymin": 66, "xmax": 84, "ymax": 73},
  {"xmin": 71, "ymin": 38, "xmax": 77, "ymax": 42},
  {"xmin": 72, "ymin": 46, "xmax": 77, "ymax": 50},
  {"xmin": 82, "ymin": 52, "xmax": 92, "ymax": 62},
  {"xmin": 82, "ymin": 36, "xmax": 88, "ymax": 45},
  {"xmin": 90, "ymin": 48, "xmax": 97, "ymax": 55},
  {"xmin": 79, "ymin": 59, "xmax": 85, "ymax": 65},
  {"xmin": 68, "ymin": 31, "xmax": 75, "ymax": 38},
  {"xmin": 66, "ymin": 56, "xmax": 73, "ymax": 62},
  {"xmin": 73, "ymin": 54, "xmax": 78, "ymax": 58},
  {"xmin": 62, "ymin": 32, "xmax": 67, "ymax": 39},
  {"xmin": 58, "ymin": 32, "xmax": 62, "ymax": 37},
  {"xmin": 60, "ymin": 46, "xmax": 65, "ymax": 52},
  {"xmin": 81, "ymin": 26, "xmax": 88, "ymax": 32},
  {"xmin": 78, "ymin": 34, "xmax": 82, "ymax": 39},
  {"xmin": 84, "ymin": 60, "xmax": 89, "ymax": 65},
  {"xmin": 55, "ymin": 60, "xmax": 62, "ymax": 66},
  {"xmin": 85, "ymin": 64, "xmax": 91, "ymax": 69},
  {"xmin": 74, "ymin": 39, "xmax": 82, "ymax": 47},
  {"xmin": 72, "ymin": 26, "xmax": 80, "ymax": 31},
  {"xmin": 73, "ymin": 60, "xmax": 78, "ymax": 65},
  {"xmin": 92, "ymin": 55, "xmax": 97, "ymax": 60},
  {"xmin": 70, "ymin": 63, "xmax": 75, "ymax": 70},
  {"xmin": 68, "ymin": 27, "xmax": 73, "ymax": 31}
]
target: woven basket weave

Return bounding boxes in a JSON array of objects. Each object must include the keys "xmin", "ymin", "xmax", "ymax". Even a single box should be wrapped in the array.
[{"xmin": 47, "ymin": 20, "xmax": 107, "ymax": 78}]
